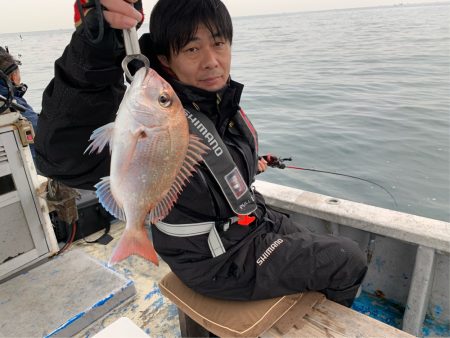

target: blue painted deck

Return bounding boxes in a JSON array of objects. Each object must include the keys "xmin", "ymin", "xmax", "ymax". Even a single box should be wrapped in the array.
[
  {"xmin": 352, "ymin": 291, "xmax": 450, "ymax": 337},
  {"xmin": 0, "ymin": 250, "xmax": 136, "ymax": 338}
]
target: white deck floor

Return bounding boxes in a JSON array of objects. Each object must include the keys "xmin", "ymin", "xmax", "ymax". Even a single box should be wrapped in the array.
[{"xmin": 72, "ymin": 221, "xmax": 178, "ymax": 337}]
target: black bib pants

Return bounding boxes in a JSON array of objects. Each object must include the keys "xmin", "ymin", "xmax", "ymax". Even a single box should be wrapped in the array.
[{"xmin": 153, "ymin": 206, "xmax": 367, "ymax": 307}]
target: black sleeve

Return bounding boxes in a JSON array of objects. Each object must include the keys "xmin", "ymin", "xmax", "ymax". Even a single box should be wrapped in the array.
[{"xmin": 34, "ymin": 21, "xmax": 127, "ymax": 190}]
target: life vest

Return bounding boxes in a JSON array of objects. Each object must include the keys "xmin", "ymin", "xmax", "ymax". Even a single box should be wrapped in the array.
[
  {"xmin": 154, "ymin": 107, "xmax": 259, "ymax": 257},
  {"xmin": 184, "ymin": 107, "xmax": 257, "ymax": 215}
]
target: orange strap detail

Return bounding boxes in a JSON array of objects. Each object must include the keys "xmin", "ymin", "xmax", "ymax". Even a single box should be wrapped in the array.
[{"xmin": 237, "ymin": 214, "xmax": 256, "ymax": 226}]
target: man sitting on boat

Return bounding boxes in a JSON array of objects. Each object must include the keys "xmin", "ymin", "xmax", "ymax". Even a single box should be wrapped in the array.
[{"xmin": 34, "ymin": 0, "xmax": 368, "ymax": 307}]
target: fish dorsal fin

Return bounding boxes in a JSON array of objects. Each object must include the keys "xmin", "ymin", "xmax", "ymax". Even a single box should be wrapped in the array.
[
  {"xmin": 95, "ymin": 176, "xmax": 126, "ymax": 221},
  {"xmin": 84, "ymin": 122, "xmax": 115, "ymax": 155},
  {"xmin": 146, "ymin": 134, "xmax": 209, "ymax": 224}
]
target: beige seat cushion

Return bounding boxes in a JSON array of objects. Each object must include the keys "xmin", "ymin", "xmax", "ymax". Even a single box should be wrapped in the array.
[{"xmin": 159, "ymin": 272, "xmax": 317, "ymax": 338}]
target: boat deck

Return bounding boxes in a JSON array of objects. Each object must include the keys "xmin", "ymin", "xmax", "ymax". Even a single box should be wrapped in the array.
[
  {"xmin": 71, "ymin": 221, "xmax": 178, "ymax": 337},
  {"xmin": 263, "ymin": 295, "xmax": 413, "ymax": 338},
  {"xmin": 67, "ymin": 221, "xmax": 428, "ymax": 337}
]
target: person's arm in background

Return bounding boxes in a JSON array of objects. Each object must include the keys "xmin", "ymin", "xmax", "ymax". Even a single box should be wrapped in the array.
[
  {"xmin": 35, "ymin": 0, "xmax": 143, "ymax": 190},
  {"xmin": 14, "ymin": 85, "xmax": 40, "ymax": 160},
  {"xmin": 14, "ymin": 86, "xmax": 38, "ymax": 132}
]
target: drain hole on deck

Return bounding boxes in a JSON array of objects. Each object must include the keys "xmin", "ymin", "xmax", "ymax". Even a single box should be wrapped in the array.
[{"xmin": 327, "ymin": 198, "xmax": 340, "ymax": 205}]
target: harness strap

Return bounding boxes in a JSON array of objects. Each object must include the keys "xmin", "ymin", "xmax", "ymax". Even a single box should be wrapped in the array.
[
  {"xmin": 184, "ymin": 108, "xmax": 257, "ymax": 215},
  {"xmin": 155, "ymin": 216, "xmax": 239, "ymax": 257},
  {"xmin": 155, "ymin": 220, "xmax": 216, "ymax": 237},
  {"xmin": 154, "ymin": 108, "xmax": 259, "ymax": 257},
  {"xmin": 208, "ymin": 226, "xmax": 226, "ymax": 258}
]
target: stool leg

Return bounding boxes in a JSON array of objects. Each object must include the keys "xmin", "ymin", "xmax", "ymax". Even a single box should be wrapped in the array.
[{"xmin": 177, "ymin": 308, "xmax": 216, "ymax": 337}]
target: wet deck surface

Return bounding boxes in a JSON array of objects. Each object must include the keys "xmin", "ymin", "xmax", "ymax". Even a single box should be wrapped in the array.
[
  {"xmin": 0, "ymin": 249, "xmax": 135, "ymax": 338},
  {"xmin": 71, "ymin": 221, "xmax": 180, "ymax": 338}
]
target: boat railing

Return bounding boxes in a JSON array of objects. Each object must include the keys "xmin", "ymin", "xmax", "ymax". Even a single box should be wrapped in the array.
[{"xmin": 254, "ymin": 180, "xmax": 450, "ymax": 336}]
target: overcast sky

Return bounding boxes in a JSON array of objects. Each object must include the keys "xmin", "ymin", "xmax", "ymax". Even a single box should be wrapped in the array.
[{"xmin": 0, "ymin": 0, "xmax": 444, "ymax": 34}]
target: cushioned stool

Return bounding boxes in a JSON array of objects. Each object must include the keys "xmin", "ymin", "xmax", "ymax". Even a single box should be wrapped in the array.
[
  {"xmin": 159, "ymin": 272, "xmax": 417, "ymax": 338},
  {"xmin": 158, "ymin": 272, "xmax": 324, "ymax": 338}
]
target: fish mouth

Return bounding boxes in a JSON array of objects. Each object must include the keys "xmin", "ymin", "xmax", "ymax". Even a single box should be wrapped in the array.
[
  {"xmin": 146, "ymin": 68, "xmax": 157, "ymax": 77},
  {"xmin": 141, "ymin": 68, "xmax": 160, "ymax": 86},
  {"xmin": 145, "ymin": 68, "xmax": 158, "ymax": 79}
]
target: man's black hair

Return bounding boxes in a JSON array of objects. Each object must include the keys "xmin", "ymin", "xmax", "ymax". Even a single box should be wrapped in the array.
[{"xmin": 149, "ymin": 0, "xmax": 233, "ymax": 59}]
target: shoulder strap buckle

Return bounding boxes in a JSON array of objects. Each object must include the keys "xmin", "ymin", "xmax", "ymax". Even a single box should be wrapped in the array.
[{"xmin": 237, "ymin": 214, "xmax": 255, "ymax": 226}]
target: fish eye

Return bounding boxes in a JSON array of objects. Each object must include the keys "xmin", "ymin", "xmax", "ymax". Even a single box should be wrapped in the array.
[{"xmin": 158, "ymin": 92, "xmax": 172, "ymax": 108}]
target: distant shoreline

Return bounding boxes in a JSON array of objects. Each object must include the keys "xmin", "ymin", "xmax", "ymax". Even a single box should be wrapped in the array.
[
  {"xmin": 0, "ymin": 1, "xmax": 449, "ymax": 35},
  {"xmin": 234, "ymin": 1, "xmax": 450, "ymax": 20}
]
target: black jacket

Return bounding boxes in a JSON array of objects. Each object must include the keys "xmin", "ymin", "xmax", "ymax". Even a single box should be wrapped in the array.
[
  {"xmin": 35, "ymin": 25, "xmax": 367, "ymax": 304},
  {"xmin": 35, "ymin": 25, "xmax": 268, "ymax": 287}
]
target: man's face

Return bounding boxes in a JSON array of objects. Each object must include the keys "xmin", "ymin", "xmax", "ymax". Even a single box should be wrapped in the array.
[
  {"xmin": 159, "ymin": 24, "xmax": 231, "ymax": 92},
  {"xmin": 11, "ymin": 68, "xmax": 21, "ymax": 86}
]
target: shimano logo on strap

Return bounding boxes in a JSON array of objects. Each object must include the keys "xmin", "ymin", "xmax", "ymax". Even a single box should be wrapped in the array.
[
  {"xmin": 185, "ymin": 110, "xmax": 223, "ymax": 156},
  {"xmin": 256, "ymin": 239, "xmax": 284, "ymax": 266}
]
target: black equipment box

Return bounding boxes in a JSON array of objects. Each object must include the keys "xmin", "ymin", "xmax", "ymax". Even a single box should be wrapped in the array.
[{"xmin": 51, "ymin": 189, "xmax": 113, "ymax": 243}]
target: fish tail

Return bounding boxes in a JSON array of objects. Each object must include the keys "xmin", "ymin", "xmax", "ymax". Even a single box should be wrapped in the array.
[{"xmin": 109, "ymin": 227, "xmax": 159, "ymax": 266}]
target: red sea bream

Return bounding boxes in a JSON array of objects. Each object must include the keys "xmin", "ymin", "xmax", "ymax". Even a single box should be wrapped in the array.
[{"xmin": 85, "ymin": 67, "xmax": 207, "ymax": 265}]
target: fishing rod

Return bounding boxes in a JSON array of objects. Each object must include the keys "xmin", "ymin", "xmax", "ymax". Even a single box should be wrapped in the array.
[{"xmin": 262, "ymin": 154, "xmax": 398, "ymax": 208}]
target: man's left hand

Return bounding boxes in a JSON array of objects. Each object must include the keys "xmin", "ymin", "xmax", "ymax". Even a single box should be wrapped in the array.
[{"xmin": 257, "ymin": 157, "xmax": 268, "ymax": 174}]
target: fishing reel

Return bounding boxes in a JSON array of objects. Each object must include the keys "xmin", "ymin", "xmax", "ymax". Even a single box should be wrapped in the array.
[{"xmin": 261, "ymin": 154, "xmax": 292, "ymax": 169}]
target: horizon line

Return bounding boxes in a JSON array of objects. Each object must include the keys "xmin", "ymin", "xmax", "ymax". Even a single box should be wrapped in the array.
[{"xmin": 0, "ymin": 0, "xmax": 448, "ymax": 35}]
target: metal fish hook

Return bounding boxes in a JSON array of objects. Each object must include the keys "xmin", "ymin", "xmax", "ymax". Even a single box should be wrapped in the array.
[{"xmin": 122, "ymin": 27, "xmax": 150, "ymax": 82}]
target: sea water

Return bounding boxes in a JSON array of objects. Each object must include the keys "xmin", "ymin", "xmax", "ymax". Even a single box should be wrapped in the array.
[{"xmin": 1, "ymin": 3, "xmax": 449, "ymax": 222}]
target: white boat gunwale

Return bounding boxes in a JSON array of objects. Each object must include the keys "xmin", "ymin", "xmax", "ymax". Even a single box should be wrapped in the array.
[
  {"xmin": 254, "ymin": 179, "xmax": 450, "ymax": 336},
  {"xmin": 254, "ymin": 180, "xmax": 450, "ymax": 254}
]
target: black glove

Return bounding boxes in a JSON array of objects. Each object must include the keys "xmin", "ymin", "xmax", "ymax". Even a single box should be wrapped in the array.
[{"xmin": 74, "ymin": 0, "xmax": 144, "ymax": 44}]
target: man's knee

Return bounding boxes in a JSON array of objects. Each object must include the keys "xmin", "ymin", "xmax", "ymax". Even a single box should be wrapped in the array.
[
  {"xmin": 341, "ymin": 237, "xmax": 367, "ymax": 270},
  {"xmin": 323, "ymin": 236, "xmax": 367, "ymax": 288},
  {"xmin": 321, "ymin": 237, "xmax": 368, "ymax": 306}
]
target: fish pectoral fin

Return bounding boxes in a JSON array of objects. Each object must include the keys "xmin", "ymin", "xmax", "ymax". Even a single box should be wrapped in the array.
[
  {"xmin": 109, "ymin": 226, "xmax": 159, "ymax": 266},
  {"xmin": 146, "ymin": 133, "xmax": 209, "ymax": 224},
  {"xmin": 95, "ymin": 177, "xmax": 126, "ymax": 221},
  {"xmin": 84, "ymin": 122, "xmax": 115, "ymax": 154}
]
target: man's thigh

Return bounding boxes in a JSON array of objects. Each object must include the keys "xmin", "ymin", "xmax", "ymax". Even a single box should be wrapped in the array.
[{"xmin": 251, "ymin": 218, "xmax": 366, "ymax": 300}]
